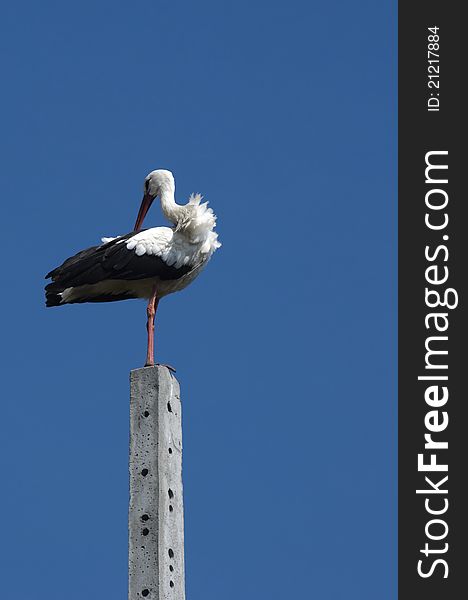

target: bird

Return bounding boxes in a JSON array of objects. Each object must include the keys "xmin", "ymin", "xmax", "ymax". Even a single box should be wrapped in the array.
[{"xmin": 45, "ymin": 169, "xmax": 221, "ymax": 366}]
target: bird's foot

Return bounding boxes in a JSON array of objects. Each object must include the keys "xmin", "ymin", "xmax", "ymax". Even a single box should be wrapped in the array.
[{"xmin": 144, "ymin": 361, "xmax": 176, "ymax": 373}]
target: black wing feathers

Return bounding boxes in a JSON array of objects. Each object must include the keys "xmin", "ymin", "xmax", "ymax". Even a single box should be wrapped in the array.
[{"xmin": 45, "ymin": 233, "xmax": 192, "ymax": 289}]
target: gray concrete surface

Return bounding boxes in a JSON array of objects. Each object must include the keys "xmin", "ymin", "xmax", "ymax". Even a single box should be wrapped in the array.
[{"xmin": 129, "ymin": 366, "xmax": 185, "ymax": 600}]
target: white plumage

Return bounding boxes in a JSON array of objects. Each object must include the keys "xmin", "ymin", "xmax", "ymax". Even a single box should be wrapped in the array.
[
  {"xmin": 103, "ymin": 180, "xmax": 220, "ymax": 269},
  {"xmin": 45, "ymin": 169, "xmax": 221, "ymax": 365}
]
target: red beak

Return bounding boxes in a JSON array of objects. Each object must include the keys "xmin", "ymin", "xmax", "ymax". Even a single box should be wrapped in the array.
[{"xmin": 134, "ymin": 193, "xmax": 155, "ymax": 232}]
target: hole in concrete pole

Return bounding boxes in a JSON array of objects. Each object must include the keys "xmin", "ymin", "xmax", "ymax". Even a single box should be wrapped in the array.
[
  {"xmin": 168, "ymin": 489, "xmax": 174, "ymax": 499},
  {"xmin": 142, "ymin": 528, "xmax": 149, "ymax": 536},
  {"xmin": 142, "ymin": 590, "xmax": 149, "ymax": 597},
  {"xmin": 170, "ymin": 581, "xmax": 174, "ymax": 588},
  {"xmin": 168, "ymin": 448, "xmax": 173, "ymax": 454},
  {"xmin": 141, "ymin": 468, "xmax": 149, "ymax": 477},
  {"xmin": 169, "ymin": 565, "xmax": 174, "ymax": 572},
  {"xmin": 167, "ymin": 401, "xmax": 172, "ymax": 412},
  {"xmin": 143, "ymin": 410, "xmax": 150, "ymax": 417},
  {"xmin": 168, "ymin": 548, "xmax": 174, "ymax": 558},
  {"xmin": 169, "ymin": 505, "xmax": 173, "ymax": 512},
  {"xmin": 141, "ymin": 514, "xmax": 149, "ymax": 522}
]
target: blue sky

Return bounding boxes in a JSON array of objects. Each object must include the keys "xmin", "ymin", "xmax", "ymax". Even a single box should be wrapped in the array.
[{"xmin": 0, "ymin": 1, "xmax": 396, "ymax": 598}]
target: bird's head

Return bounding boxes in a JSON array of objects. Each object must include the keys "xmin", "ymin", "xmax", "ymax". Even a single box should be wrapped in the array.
[{"xmin": 134, "ymin": 169, "xmax": 175, "ymax": 231}]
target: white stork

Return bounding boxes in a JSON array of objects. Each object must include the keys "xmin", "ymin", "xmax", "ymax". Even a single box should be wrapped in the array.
[{"xmin": 45, "ymin": 169, "xmax": 221, "ymax": 366}]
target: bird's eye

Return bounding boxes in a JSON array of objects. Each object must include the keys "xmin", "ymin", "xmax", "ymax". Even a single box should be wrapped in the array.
[{"xmin": 145, "ymin": 180, "xmax": 150, "ymax": 192}]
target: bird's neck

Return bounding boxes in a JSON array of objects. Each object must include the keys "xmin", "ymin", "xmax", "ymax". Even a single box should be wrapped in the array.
[{"xmin": 159, "ymin": 184, "xmax": 183, "ymax": 224}]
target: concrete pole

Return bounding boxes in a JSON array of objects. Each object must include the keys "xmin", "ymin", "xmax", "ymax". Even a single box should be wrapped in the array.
[{"xmin": 129, "ymin": 366, "xmax": 185, "ymax": 600}]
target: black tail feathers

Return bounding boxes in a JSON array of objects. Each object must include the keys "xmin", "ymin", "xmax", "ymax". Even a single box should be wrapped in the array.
[{"xmin": 45, "ymin": 282, "xmax": 64, "ymax": 307}]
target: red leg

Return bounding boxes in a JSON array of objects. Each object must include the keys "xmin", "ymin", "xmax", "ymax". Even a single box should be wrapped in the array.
[{"xmin": 145, "ymin": 286, "xmax": 159, "ymax": 367}]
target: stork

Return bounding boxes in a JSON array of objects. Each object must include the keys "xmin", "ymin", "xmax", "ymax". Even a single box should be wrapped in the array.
[{"xmin": 45, "ymin": 169, "xmax": 221, "ymax": 366}]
